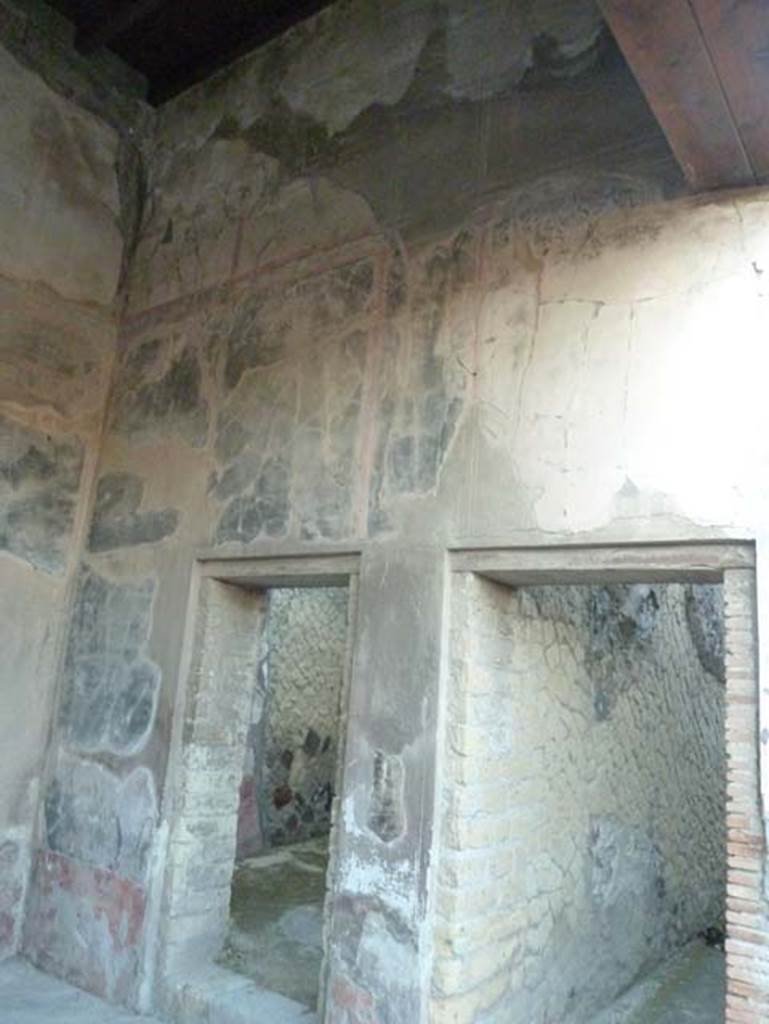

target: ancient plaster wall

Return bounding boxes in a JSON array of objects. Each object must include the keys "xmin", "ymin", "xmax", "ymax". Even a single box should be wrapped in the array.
[
  {"xmin": 433, "ymin": 576, "xmax": 725, "ymax": 1024},
  {"xmin": 28, "ymin": 0, "xmax": 769, "ymax": 1018},
  {"xmin": 237, "ymin": 587, "xmax": 348, "ymax": 856},
  {"xmin": 0, "ymin": 36, "xmax": 128, "ymax": 963}
]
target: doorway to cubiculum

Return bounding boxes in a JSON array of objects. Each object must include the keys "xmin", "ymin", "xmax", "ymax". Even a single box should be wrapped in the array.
[
  {"xmin": 158, "ymin": 554, "xmax": 358, "ymax": 1023},
  {"xmin": 432, "ymin": 543, "xmax": 761, "ymax": 1024}
]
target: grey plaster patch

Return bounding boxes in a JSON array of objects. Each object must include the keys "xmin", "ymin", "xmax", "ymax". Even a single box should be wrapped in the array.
[
  {"xmin": 210, "ymin": 272, "xmax": 368, "ymax": 543},
  {"xmin": 213, "ymin": 292, "xmax": 290, "ymax": 392},
  {"xmin": 110, "ymin": 337, "xmax": 209, "ymax": 447},
  {"xmin": 44, "ymin": 757, "xmax": 156, "ymax": 881},
  {"xmin": 685, "ymin": 585, "xmax": 725, "ymax": 683},
  {"xmin": 0, "ymin": 415, "xmax": 84, "ymax": 573},
  {"xmin": 587, "ymin": 585, "xmax": 661, "ymax": 720},
  {"xmin": 369, "ymin": 236, "xmax": 470, "ymax": 528},
  {"xmin": 88, "ymin": 471, "xmax": 179, "ymax": 552},
  {"xmin": 278, "ymin": 0, "xmax": 434, "ymax": 134},
  {"xmin": 215, "ymin": 457, "xmax": 291, "ymax": 544},
  {"xmin": 368, "ymin": 751, "xmax": 405, "ymax": 844},
  {"xmin": 60, "ymin": 566, "xmax": 160, "ymax": 756}
]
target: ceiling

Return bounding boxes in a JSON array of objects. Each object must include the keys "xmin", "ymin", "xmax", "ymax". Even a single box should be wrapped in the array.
[
  {"xmin": 46, "ymin": 0, "xmax": 336, "ymax": 104},
  {"xmin": 45, "ymin": 0, "xmax": 769, "ymax": 194}
]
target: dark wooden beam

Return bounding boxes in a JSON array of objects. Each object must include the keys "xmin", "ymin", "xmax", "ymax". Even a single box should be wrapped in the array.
[
  {"xmin": 598, "ymin": 0, "xmax": 755, "ymax": 190},
  {"xmin": 690, "ymin": 0, "xmax": 769, "ymax": 181},
  {"xmin": 77, "ymin": 0, "xmax": 165, "ymax": 54}
]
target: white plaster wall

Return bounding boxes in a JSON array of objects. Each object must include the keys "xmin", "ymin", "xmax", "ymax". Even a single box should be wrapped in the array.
[{"xmin": 433, "ymin": 575, "xmax": 725, "ymax": 1024}]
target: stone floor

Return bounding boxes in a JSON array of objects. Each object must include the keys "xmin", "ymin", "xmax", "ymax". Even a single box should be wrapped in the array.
[
  {"xmin": 0, "ymin": 957, "xmax": 160, "ymax": 1023},
  {"xmin": 217, "ymin": 836, "xmax": 330, "ymax": 1010},
  {"xmin": 594, "ymin": 940, "xmax": 725, "ymax": 1024},
  {"xmin": 0, "ymin": 925, "xmax": 724, "ymax": 1024}
]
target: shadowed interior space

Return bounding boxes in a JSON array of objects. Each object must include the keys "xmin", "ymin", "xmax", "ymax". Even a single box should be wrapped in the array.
[{"xmin": 216, "ymin": 586, "xmax": 349, "ymax": 1009}]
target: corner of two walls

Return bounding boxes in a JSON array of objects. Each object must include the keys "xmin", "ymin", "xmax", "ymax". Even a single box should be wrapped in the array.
[{"xmin": 0, "ymin": 29, "xmax": 146, "ymax": 992}]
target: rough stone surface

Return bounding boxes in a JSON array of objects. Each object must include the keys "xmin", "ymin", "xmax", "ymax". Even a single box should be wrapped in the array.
[
  {"xmin": 0, "ymin": 957, "xmax": 161, "ymax": 1023},
  {"xmin": 0, "ymin": 415, "xmax": 84, "ymax": 573},
  {"xmin": 433, "ymin": 577, "xmax": 725, "ymax": 1024},
  {"xmin": 59, "ymin": 566, "xmax": 160, "ymax": 756},
  {"xmin": 243, "ymin": 587, "xmax": 348, "ymax": 850},
  {"xmin": 684, "ymin": 584, "xmax": 725, "ymax": 683}
]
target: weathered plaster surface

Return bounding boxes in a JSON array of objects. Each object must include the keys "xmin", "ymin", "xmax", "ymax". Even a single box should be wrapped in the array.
[
  {"xmin": 77, "ymin": 95, "xmax": 769, "ymax": 1024},
  {"xmin": 59, "ymin": 566, "xmax": 160, "ymax": 756},
  {"xmin": 0, "ymin": 35, "xmax": 130, "ymax": 965},
  {"xmin": 0, "ymin": 43, "xmax": 122, "ymax": 306},
  {"xmin": 12, "ymin": 0, "xmax": 769, "ymax": 1018},
  {"xmin": 433, "ymin": 576, "xmax": 724, "ymax": 1023}
]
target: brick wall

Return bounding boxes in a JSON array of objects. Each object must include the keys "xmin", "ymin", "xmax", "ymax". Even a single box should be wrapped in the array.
[
  {"xmin": 723, "ymin": 569, "xmax": 768, "ymax": 1024},
  {"xmin": 158, "ymin": 579, "xmax": 265, "ymax": 992},
  {"xmin": 432, "ymin": 574, "xmax": 727, "ymax": 1023}
]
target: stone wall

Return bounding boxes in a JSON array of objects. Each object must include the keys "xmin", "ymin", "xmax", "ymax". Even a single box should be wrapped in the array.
[
  {"xmin": 0, "ymin": 35, "xmax": 127, "ymax": 962},
  {"xmin": 237, "ymin": 587, "xmax": 349, "ymax": 856},
  {"xmin": 433, "ymin": 576, "xmax": 725, "ymax": 1024}
]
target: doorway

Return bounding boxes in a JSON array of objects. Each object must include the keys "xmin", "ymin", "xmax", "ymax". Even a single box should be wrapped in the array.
[
  {"xmin": 218, "ymin": 585, "xmax": 350, "ymax": 1007},
  {"xmin": 432, "ymin": 543, "xmax": 759, "ymax": 1024},
  {"xmin": 156, "ymin": 555, "xmax": 358, "ymax": 1022}
]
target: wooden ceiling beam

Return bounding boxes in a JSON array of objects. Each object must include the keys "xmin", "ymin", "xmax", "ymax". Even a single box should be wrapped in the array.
[
  {"xmin": 598, "ymin": 0, "xmax": 755, "ymax": 191},
  {"xmin": 689, "ymin": 0, "xmax": 769, "ymax": 182}
]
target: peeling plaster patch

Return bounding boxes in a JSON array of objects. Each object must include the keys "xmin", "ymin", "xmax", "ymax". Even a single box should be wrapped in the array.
[
  {"xmin": 368, "ymin": 751, "xmax": 405, "ymax": 843},
  {"xmin": 210, "ymin": 269, "xmax": 370, "ymax": 543},
  {"xmin": 0, "ymin": 46, "xmax": 122, "ymax": 306},
  {"xmin": 685, "ymin": 584, "xmax": 725, "ymax": 683},
  {"xmin": 23, "ymin": 849, "xmax": 146, "ymax": 1006},
  {"xmin": 110, "ymin": 336, "xmax": 209, "ymax": 447},
  {"xmin": 215, "ymin": 456, "xmax": 291, "ymax": 544},
  {"xmin": 589, "ymin": 816, "xmax": 664, "ymax": 953},
  {"xmin": 340, "ymin": 796, "xmax": 418, "ymax": 923},
  {"xmin": 60, "ymin": 566, "xmax": 160, "ymax": 756},
  {"xmin": 0, "ymin": 415, "xmax": 84, "ymax": 573},
  {"xmin": 208, "ymin": 292, "xmax": 290, "ymax": 393},
  {"xmin": 88, "ymin": 471, "xmax": 179, "ymax": 552},
  {"xmin": 278, "ymin": 1, "xmax": 433, "ymax": 134},
  {"xmin": 45, "ymin": 758, "xmax": 157, "ymax": 881},
  {"xmin": 587, "ymin": 585, "xmax": 660, "ymax": 720},
  {"xmin": 0, "ymin": 831, "xmax": 29, "ymax": 958},
  {"xmin": 445, "ymin": 0, "xmax": 530, "ymax": 100},
  {"xmin": 369, "ymin": 235, "xmax": 470, "ymax": 528}
]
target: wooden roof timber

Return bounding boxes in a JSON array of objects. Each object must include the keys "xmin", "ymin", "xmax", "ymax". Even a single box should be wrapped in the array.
[{"xmin": 599, "ymin": 0, "xmax": 769, "ymax": 191}]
